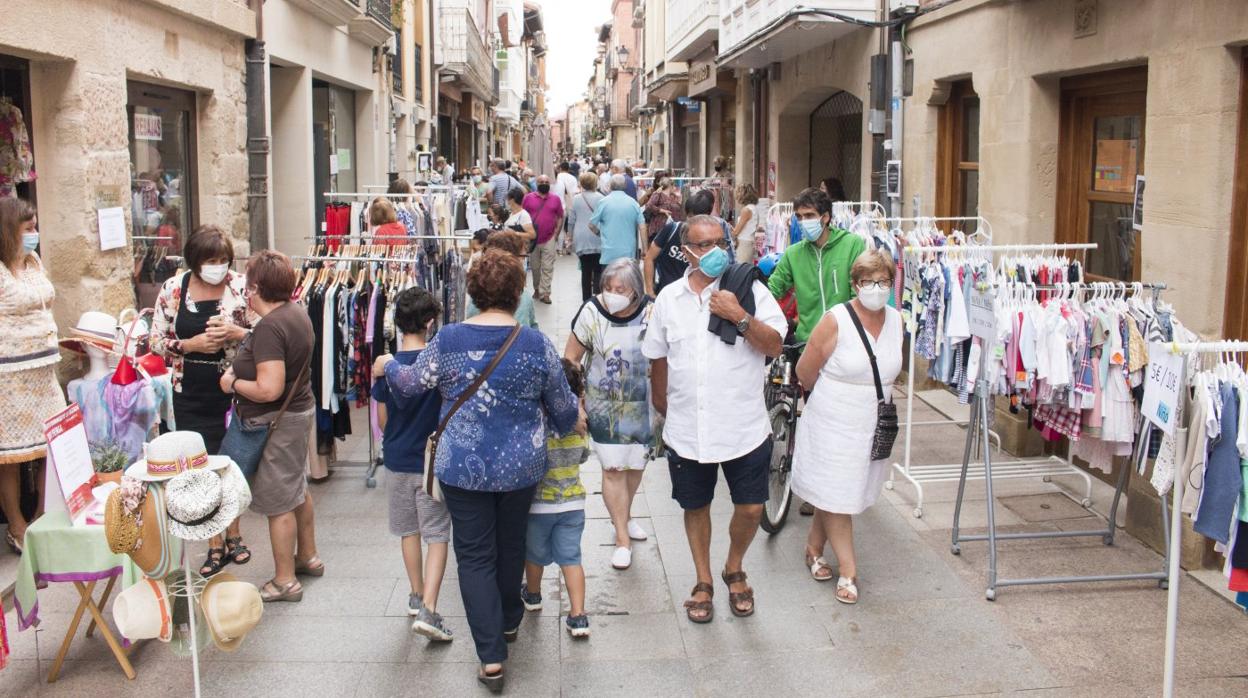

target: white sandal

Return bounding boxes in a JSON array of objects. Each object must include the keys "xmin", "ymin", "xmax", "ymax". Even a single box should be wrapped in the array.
[
  {"xmin": 836, "ymin": 576, "xmax": 858, "ymax": 605},
  {"xmin": 805, "ymin": 554, "xmax": 834, "ymax": 582}
]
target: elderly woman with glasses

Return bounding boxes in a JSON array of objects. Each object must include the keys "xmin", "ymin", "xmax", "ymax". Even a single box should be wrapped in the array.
[
  {"xmin": 790, "ymin": 249, "xmax": 902, "ymax": 606},
  {"xmin": 564, "ymin": 258, "xmax": 654, "ymax": 571}
]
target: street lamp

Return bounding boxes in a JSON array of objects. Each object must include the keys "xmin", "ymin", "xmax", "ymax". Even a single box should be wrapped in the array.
[{"xmin": 616, "ymin": 45, "xmax": 629, "ymax": 68}]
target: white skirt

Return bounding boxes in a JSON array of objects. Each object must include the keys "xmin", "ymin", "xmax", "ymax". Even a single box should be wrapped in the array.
[{"xmin": 791, "ymin": 379, "xmax": 890, "ymax": 515}]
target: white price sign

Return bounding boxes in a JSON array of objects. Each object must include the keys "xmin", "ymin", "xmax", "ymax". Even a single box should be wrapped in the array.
[
  {"xmin": 968, "ymin": 285, "xmax": 995, "ymax": 341},
  {"xmin": 1142, "ymin": 343, "xmax": 1183, "ymax": 436},
  {"xmin": 903, "ymin": 259, "xmax": 920, "ymax": 293}
]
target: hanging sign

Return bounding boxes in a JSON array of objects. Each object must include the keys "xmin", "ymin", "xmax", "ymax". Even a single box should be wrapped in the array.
[
  {"xmin": 43, "ymin": 404, "xmax": 96, "ymax": 526},
  {"xmin": 1142, "ymin": 342, "xmax": 1183, "ymax": 436},
  {"xmin": 134, "ymin": 113, "xmax": 163, "ymax": 141},
  {"xmin": 418, "ymin": 152, "xmax": 433, "ymax": 172},
  {"xmin": 967, "ymin": 284, "xmax": 995, "ymax": 341},
  {"xmin": 1132, "ymin": 175, "xmax": 1145, "ymax": 231},
  {"xmin": 886, "ymin": 160, "xmax": 902, "ymax": 198}
]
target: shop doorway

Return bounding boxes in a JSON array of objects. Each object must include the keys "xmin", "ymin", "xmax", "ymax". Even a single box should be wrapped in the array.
[
  {"xmin": 0, "ymin": 54, "xmax": 35, "ymax": 204},
  {"xmin": 1056, "ymin": 67, "xmax": 1147, "ymax": 281},
  {"xmin": 808, "ymin": 90, "xmax": 863, "ymax": 200},
  {"xmin": 1225, "ymin": 50, "xmax": 1248, "ymax": 339},
  {"xmin": 313, "ymin": 80, "xmax": 357, "ymax": 233}
]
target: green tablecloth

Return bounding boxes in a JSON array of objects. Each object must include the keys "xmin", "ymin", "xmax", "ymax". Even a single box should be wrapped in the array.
[{"xmin": 13, "ymin": 512, "xmax": 142, "ymax": 631}]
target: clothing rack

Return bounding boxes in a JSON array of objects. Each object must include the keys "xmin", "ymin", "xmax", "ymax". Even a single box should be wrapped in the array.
[
  {"xmin": 951, "ymin": 276, "xmax": 1173, "ymax": 602},
  {"xmin": 888, "ymin": 215, "xmax": 996, "ymax": 241},
  {"xmin": 1158, "ymin": 340, "xmax": 1248, "ymax": 698}
]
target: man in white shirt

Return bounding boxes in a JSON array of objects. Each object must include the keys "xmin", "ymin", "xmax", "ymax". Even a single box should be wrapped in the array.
[
  {"xmin": 552, "ymin": 161, "xmax": 580, "ymax": 253},
  {"xmin": 641, "ymin": 215, "xmax": 785, "ymax": 623}
]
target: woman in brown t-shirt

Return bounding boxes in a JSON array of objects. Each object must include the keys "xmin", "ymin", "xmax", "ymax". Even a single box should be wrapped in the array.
[{"xmin": 221, "ymin": 251, "xmax": 318, "ymax": 603}]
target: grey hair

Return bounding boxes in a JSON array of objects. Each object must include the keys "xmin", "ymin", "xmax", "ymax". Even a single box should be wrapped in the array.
[
  {"xmin": 611, "ymin": 158, "xmax": 626, "ymax": 171},
  {"xmin": 600, "ymin": 258, "xmax": 645, "ymax": 300},
  {"xmin": 610, "ymin": 174, "xmax": 628, "ymax": 191},
  {"xmin": 683, "ymin": 214, "xmax": 721, "ymax": 245}
]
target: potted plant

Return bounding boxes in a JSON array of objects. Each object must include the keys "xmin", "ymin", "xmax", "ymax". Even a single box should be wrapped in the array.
[{"xmin": 91, "ymin": 441, "xmax": 129, "ymax": 485}]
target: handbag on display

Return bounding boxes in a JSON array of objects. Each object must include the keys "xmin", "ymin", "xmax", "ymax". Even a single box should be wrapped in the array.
[
  {"xmin": 844, "ymin": 303, "xmax": 899, "ymax": 461},
  {"xmin": 220, "ymin": 360, "xmax": 310, "ymax": 480},
  {"xmin": 423, "ymin": 324, "xmax": 522, "ymax": 501}
]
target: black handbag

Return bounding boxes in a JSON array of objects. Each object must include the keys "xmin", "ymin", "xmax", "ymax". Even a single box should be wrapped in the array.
[
  {"xmin": 220, "ymin": 360, "xmax": 310, "ymax": 480},
  {"xmin": 845, "ymin": 303, "xmax": 899, "ymax": 461}
]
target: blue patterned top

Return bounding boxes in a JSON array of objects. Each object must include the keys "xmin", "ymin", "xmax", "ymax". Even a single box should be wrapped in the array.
[{"xmin": 384, "ymin": 324, "xmax": 580, "ymax": 492}]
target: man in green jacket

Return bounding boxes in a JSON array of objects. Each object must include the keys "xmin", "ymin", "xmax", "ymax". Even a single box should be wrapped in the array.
[{"xmin": 767, "ymin": 187, "xmax": 866, "ymax": 343}]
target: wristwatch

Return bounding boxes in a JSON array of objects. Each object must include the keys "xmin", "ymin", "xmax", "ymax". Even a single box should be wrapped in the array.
[{"xmin": 735, "ymin": 315, "xmax": 751, "ymax": 334}]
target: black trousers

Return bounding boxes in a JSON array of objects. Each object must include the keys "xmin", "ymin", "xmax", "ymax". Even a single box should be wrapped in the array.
[
  {"xmin": 579, "ymin": 253, "xmax": 602, "ymax": 301},
  {"xmin": 441, "ymin": 482, "xmax": 537, "ymax": 664}
]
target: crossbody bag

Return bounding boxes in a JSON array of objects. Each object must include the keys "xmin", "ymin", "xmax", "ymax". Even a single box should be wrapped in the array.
[
  {"xmin": 844, "ymin": 303, "xmax": 899, "ymax": 461},
  {"xmin": 424, "ymin": 324, "xmax": 523, "ymax": 501},
  {"xmin": 220, "ymin": 359, "xmax": 311, "ymax": 480}
]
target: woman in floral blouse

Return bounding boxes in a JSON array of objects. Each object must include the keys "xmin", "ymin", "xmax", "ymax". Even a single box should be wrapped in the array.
[{"xmin": 150, "ymin": 225, "xmax": 253, "ymax": 575}]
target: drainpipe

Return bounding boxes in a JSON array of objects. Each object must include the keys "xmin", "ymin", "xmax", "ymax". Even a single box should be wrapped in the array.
[{"xmin": 246, "ymin": 0, "xmax": 272, "ymax": 251}]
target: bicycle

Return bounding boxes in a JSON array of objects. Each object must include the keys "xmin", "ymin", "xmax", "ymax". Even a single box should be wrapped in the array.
[{"xmin": 761, "ymin": 341, "xmax": 805, "ymax": 534}]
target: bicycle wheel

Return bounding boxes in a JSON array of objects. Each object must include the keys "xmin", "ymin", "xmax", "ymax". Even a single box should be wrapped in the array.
[{"xmin": 761, "ymin": 399, "xmax": 794, "ymax": 534}]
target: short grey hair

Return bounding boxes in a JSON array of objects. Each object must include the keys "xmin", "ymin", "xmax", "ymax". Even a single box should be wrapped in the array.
[
  {"xmin": 610, "ymin": 174, "xmax": 628, "ymax": 191},
  {"xmin": 611, "ymin": 158, "xmax": 626, "ymax": 171},
  {"xmin": 683, "ymin": 214, "xmax": 721, "ymax": 245},
  {"xmin": 600, "ymin": 258, "xmax": 645, "ymax": 300}
]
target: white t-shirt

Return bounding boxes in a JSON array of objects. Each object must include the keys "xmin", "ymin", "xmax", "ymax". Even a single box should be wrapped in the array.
[
  {"xmin": 505, "ymin": 208, "xmax": 533, "ymax": 232},
  {"xmin": 553, "ymin": 172, "xmax": 580, "ymax": 207}
]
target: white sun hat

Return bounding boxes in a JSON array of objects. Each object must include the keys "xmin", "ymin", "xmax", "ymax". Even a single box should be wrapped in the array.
[
  {"xmin": 164, "ymin": 469, "xmax": 242, "ymax": 541},
  {"xmin": 125, "ymin": 431, "xmax": 233, "ymax": 482},
  {"xmin": 112, "ymin": 577, "xmax": 173, "ymax": 642}
]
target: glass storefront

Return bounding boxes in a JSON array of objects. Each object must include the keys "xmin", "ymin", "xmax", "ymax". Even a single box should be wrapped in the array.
[{"xmin": 313, "ymin": 79, "xmax": 358, "ymax": 233}]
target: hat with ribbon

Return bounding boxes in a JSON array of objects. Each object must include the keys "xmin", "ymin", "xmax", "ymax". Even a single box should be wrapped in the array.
[
  {"xmin": 58, "ymin": 311, "xmax": 119, "ymax": 355},
  {"xmin": 128, "ymin": 480, "xmax": 184, "ymax": 579},
  {"xmin": 112, "ymin": 577, "xmax": 173, "ymax": 642},
  {"xmin": 200, "ymin": 573, "xmax": 263, "ymax": 652},
  {"xmin": 164, "ymin": 468, "xmax": 243, "ymax": 541},
  {"xmin": 125, "ymin": 431, "xmax": 233, "ymax": 482}
]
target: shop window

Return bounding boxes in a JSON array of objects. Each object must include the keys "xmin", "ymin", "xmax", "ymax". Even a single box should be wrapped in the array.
[
  {"xmin": 0, "ymin": 55, "xmax": 36, "ymax": 204},
  {"xmin": 1055, "ymin": 67, "xmax": 1147, "ymax": 281},
  {"xmin": 935, "ymin": 80, "xmax": 979, "ymax": 232},
  {"xmin": 1225, "ymin": 50, "xmax": 1248, "ymax": 339},
  {"xmin": 128, "ymin": 81, "xmax": 197, "ymax": 308}
]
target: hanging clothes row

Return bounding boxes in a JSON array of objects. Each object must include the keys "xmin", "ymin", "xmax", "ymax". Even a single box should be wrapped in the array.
[{"xmin": 321, "ymin": 188, "xmax": 471, "ymax": 251}]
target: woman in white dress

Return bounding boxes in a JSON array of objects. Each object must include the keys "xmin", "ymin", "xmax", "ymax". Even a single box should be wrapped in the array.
[{"xmin": 791, "ymin": 249, "xmax": 901, "ymax": 605}]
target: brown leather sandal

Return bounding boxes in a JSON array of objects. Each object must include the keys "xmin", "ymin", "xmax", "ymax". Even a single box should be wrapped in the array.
[
  {"xmin": 683, "ymin": 582, "xmax": 714, "ymax": 624},
  {"xmin": 721, "ymin": 570, "xmax": 755, "ymax": 617}
]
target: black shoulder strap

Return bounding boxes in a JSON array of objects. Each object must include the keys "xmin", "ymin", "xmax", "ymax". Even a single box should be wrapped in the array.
[{"xmin": 844, "ymin": 303, "xmax": 885, "ymax": 403}]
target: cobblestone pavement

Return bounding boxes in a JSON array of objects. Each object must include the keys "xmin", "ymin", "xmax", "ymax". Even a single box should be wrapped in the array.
[{"xmin": 3, "ymin": 255, "xmax": 1247, "ymax": 696}]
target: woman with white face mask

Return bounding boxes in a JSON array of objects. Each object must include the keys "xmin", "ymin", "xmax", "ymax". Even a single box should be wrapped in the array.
[
  {"xmin": 564, "ymin": 258, "xmax": 655, "ymax": 571},
  {"xmin": 151, "ymin": 224, "xmax": 254, "ymax": 576},
  {"xmin": 790, "ymin": 249, "xmax": 902, "ymax": 605}
]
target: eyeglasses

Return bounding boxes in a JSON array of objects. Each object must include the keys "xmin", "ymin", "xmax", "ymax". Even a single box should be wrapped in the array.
[
  {"xmin": 857, "ymin": 280, "xmax": 891, "ymax": 291},
  {"xmin": 685, "ymin": 240, "xmax": 727, "ymax": 252}
]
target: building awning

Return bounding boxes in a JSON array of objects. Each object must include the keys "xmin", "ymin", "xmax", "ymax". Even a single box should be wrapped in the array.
[{"xmin": 586, "ymin": 138, "xmax": 610, "ymax": 149}]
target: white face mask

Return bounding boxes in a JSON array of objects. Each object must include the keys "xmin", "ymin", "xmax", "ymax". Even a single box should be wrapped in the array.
[
  {"xmin": 199, "ymin": 263, "xmax": 229, "ymax": 286},
  {"xmin": 601, "ymin": 292, "xmax": 632, "ymax": 314},
  {"xmin": 857, "ymin": 284, "xmax": 890, "ymax": 312}
]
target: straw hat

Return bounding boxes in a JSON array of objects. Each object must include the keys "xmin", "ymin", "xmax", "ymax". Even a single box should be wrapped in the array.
[
  {"xmin": 200, "ymin": 573, "xmax": 263, "ymax": 652},
  {"xmin": 58, "ymin": 311, "xmax": 119, "ymax": 355},
  {"xmin": 112, "ymin": 577, "xmax": 173, "ymax": 642},
  {"xmin": 103, "ymin": 488, "xmax": 141, "ymax": 554},
  {"xmin": 125, "ymin": 431, "xmax": 232, "ymax": 482},
  {"xmin": 129, "ymin": 482, "xmax": 183, "ymax": 579},
  {"xmin": 164, "ymin": 469, "xmax": 242, "ymax": 541}
]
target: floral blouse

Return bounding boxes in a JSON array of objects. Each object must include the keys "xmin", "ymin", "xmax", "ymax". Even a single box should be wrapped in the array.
[{"xmin": 150, "ymin": 269, "xmax": 253, "ymax": 392}]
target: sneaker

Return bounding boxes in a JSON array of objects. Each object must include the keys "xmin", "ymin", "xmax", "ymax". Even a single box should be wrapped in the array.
[
  {"xmin": 611, "ymin": 546, "xmax": 632, "ymax": 570},
  {"xmin": 503, "ymin": 627, "xmax": 520, "ymax": 643},
  {"xmin": 565, "ymin": 614, "xmax": 590, "ymax": 638},
  {"xmin": 407, "ymin": 593, "xmax": 424, "ymax": 617},
  {"xmin": 412, "ymin": 607, "xmax": 454, "ymax": 642},
  {"xmin": 520, "ymin": 585, "xmax": 543, "ymax": 612},
  {"xmin": 627, "ymin": 519, "xmax": 649, "ymax": 541}
]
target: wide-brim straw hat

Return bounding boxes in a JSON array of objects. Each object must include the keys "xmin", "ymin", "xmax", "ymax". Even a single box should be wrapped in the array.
[
  {"xmin": 164, "ymin": 469, "xmax": 242, "ymax": 541},
  {"xmin": 125, "ymin": 431, "xmax": 232, "ymax": 482},
  {"xmin": 129, "ymin": 482, "xmax": 184, "ymax": 579},
  {"xmin": 103, "ymin": 488, "xmax": 141, "ymax": 554},
  {"xmin": 200, "ymin": 573, "xmax": 263, "ymax": 652}
]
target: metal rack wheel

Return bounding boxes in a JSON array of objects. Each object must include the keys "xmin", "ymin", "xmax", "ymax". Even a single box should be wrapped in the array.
[
  {"xmin": 885, "ymin": 481, "xmax": 895, "ymax": 491},
  {"xmin": 1102, "ymin": 534, "xmax": 1115, "ymax": 546},
  {"xmin": 951, "ymin": 545, "xmax": 961, "ymax": 556},
  {"xmin": 985, "ymin": 588, "xmax": 996, "ymax": 601},
  {"xmin": 913, "ymin": 508, "xmax": 923, "ymax": 519},
  {"xmin": 1081, "ymin": 498, "xmax": 1093, "ymax": 508},
  {"xmin": 1042, "ymin": 475, "xmax": 1052, "ymax": 483},
  {"xmin": 1159, "ymin": 580, "xmax": 1169, "ymax": 590},
  {"xmin": 366, "ymin": 477, "xmax": 377, "ymax": 488}
]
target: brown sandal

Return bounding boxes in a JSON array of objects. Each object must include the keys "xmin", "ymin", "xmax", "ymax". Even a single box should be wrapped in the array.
[
  {"xmin": 722, "ymin": 570, "xmax": 755, "ymax": 617},
  {"xmin": 683, "ymin": 582, "xmax": 714, "ymax": 623},
  {"xmin": 261, "ymin": 578, "xmax": 304, "ymax": 603}
]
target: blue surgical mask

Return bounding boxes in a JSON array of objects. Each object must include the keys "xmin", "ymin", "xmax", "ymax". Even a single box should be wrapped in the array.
[
  {"xmin": 21, "ymin": 232, "xmax": 39, "ymax": 252},
  {"xmin": 799, "ymin": 219, "xmax": 824, "ymax": 242},
  {"xmin": 690, "ymin": 245, "xmax": 729, "ymax": 278}
]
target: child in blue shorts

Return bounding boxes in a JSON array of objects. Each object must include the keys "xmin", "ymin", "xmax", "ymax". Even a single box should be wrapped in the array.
[{"xmin": 521, "ymin": 359, "xmax": 592, "ymax": 638}]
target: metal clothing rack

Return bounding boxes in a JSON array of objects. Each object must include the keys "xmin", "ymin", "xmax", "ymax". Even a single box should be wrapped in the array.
[
  {"xmin": 1159, "ymin": 340, "xmax": 1248, "ymax": 698},
  {"xmin": 951, "ymin": 277, "xmax": 1173, "ymax": 601}
]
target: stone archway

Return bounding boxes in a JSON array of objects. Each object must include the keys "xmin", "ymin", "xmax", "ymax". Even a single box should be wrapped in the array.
[{"xmin": 808, "ymin": 91, "xmax": 863, "ymax": 200}]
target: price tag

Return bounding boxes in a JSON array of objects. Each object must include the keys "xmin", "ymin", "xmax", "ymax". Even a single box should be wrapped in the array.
[
  {"xmin": 903, "ymin": 259, "xmax": 920, "ymax": 293},
  {"xmin": 1142, "ymin": 343, "xmax": 1183, "ymax": 436},
  {"xmin": 968, "ymin": 285, "xmax": 995, "ymax": 341}
]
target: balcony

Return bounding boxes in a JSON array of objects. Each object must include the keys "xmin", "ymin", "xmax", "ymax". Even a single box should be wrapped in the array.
[
  {"xmin": 628, "ymin": 72, "xmax": 641, "ymax": 117},
  {"xmin": 289, "ymin": 0, "xmax": 359, "ymax": 26},
  {"xmin": 349, "ymin": 0, "xmax": 393, "ymax": 47},
  {"xmin": 667, "ymin": 0, "xmax": 718, "ymax": 63},
  {"xmin": 440, "ymin": 6, "xmax": 497, "ymax": 103},
  {"xmin": 521, "ymin": 92, "xmax": 535, "ymax": 117},
  {"xmin": 718, "ymin": 0, "xmax": 875, "ymax": 68}
]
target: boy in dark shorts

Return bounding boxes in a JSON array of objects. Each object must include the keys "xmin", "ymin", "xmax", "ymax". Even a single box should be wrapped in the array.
[{"xmin": 372, "ymin": 287, "xmax": 453, "ymax": 642}]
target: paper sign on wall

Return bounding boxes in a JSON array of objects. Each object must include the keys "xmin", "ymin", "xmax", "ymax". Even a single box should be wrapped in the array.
[
  {"xmin": 97, "ymin": 207, "xmax": 127, "ymax": 251},
  {"xmin": 43, "ymin": 404, "xmax": 96, "ymax": 526},
  {"xmin": 337, "ymin": 149, "xmax": 352, "ymax": 172},
  {"xmin": 134, "ymin": 113, "xmax": 163, "ymax": 141},
  {"xmin": 1142, "ymin": 342, "xmax": 1184, "ymax": 436}
]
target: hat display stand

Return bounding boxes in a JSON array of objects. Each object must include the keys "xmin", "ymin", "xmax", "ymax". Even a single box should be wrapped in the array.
[{"xmin": 169, "ymin": 532, "xmax": 206, "ymax": 697}]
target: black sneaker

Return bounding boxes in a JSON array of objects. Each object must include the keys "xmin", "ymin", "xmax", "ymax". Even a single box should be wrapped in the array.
[
  {"xmin": 565, "ymin": 614, "xmax": 590, "ymax": 638},
  {"xmin": 503, "ymin": 627, "xmax": 520, "ymax": 643},
  {"xmin": 520, "ymin": 585, "xmax": 543, "ymax": 612}
]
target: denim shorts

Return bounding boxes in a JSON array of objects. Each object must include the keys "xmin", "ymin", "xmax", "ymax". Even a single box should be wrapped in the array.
[
  {"xmin": 525, "ymin": 509, "xmax": 586, "ymax": 567},
  {"xmin": 667, "ymin": 438, "xmax": 772, "ymax": 511}
]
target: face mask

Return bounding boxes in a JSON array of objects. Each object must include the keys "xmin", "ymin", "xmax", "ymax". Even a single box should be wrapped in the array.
[
  {"xmin": 472, "ymin": 175, "xmax": 482, "ymax": 184},
  {"xmin": 858, "ymin": 284, "xmax": 890, "ymax": 311},
  {"xmin": 689, "ymin": 245, "xmax": 729, "ymax": 278},
  {"xmin": 21, "ymin": 232, "xmax": 39, "ymax": 252},
  {"xmin": 799, "ymin": 219, "xmax": 824, "ymax": 243},
  {"xmin": 528, "ymin": 178, "xmax": 537, "ymax": 190},
  {"xmin": 199, "ymin": 263, "xmax": 229, "ymax": 285},
  {"xmin": 537, "ymin": 183, "xmax": 551, "ymax": 195},
  {"xmin": 601, "ymin": 292, "xmax": 631, "ymax": 314}
]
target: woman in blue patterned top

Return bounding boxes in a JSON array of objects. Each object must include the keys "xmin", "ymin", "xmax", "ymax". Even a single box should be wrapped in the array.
[{"xmin": 374, "ymin": 249, "xmax": 581, "ymax": 692}]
